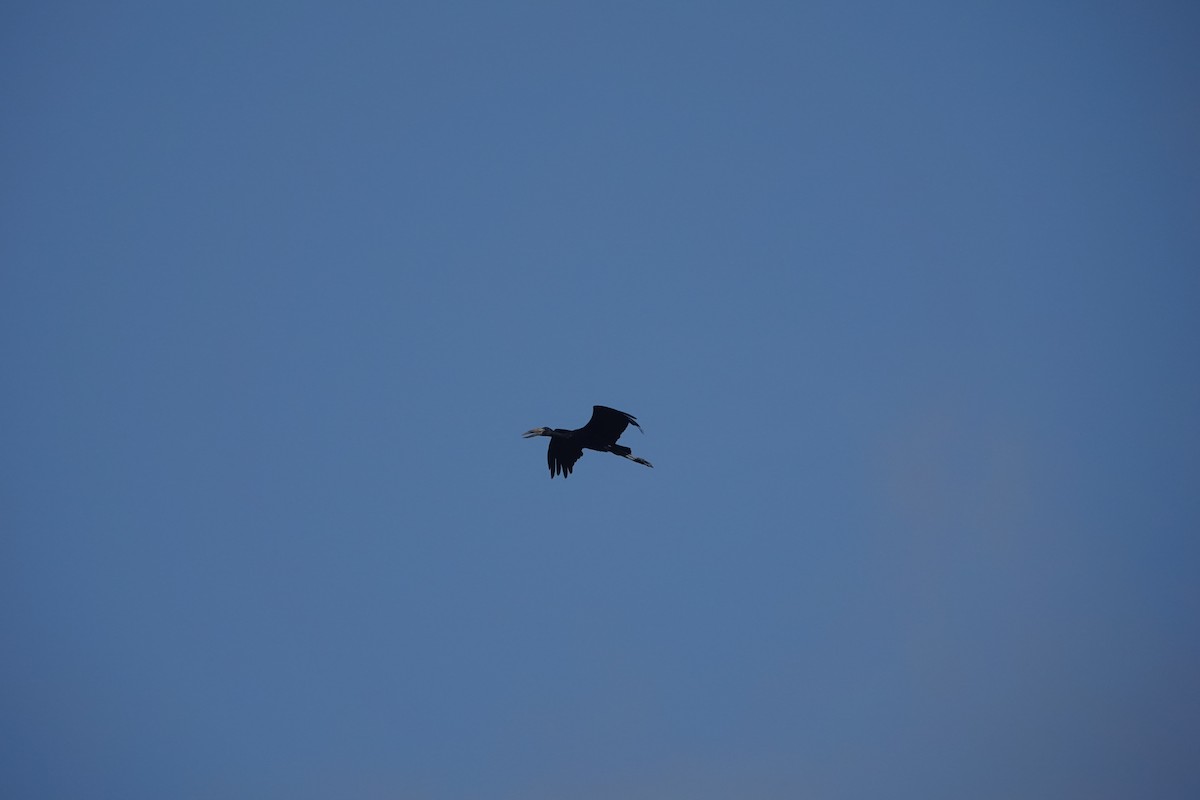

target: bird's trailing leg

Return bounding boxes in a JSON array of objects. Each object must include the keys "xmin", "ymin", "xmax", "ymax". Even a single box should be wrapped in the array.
[{"xmin": 610, "ymin": 444, "xmax": 653, "ymax": 468}]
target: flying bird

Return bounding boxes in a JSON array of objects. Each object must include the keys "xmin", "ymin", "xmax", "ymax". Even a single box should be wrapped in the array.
[{"xmin": 523, "ymin": 405, "xmax": 654, "ymax": 479}]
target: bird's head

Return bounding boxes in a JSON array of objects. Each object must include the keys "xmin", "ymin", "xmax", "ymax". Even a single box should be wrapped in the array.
[{"xmin": 522, "ymin": 427, "xmax": 550, "ymax": 438}]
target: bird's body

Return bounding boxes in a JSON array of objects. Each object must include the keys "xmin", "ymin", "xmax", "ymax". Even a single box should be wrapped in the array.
[{"xmin": 523, "ymin": 405, "xmax": 654, "ymax": 478}]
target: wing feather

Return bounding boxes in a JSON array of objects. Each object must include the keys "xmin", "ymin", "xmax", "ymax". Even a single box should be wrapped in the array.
[
  {"xmin": 580, "ymin": 405, "xmax": 642, "ymax": 446},
  {"xmin": 547, "ymin": 437, "xmax": 584, "ymax": 479}
]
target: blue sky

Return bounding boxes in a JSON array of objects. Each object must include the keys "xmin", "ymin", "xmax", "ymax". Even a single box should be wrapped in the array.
[{"xmin": 3, "ymin": 2, "xmax": 1198, "ymax": 798}]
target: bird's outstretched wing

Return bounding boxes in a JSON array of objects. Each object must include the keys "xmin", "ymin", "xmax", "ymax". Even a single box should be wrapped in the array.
[
  {"xmin": 579, "ymin": 405, "xmax": 642, "ymax": 446},
  {"xmin": 548, "ymin": 437, "xmax": 584, "ymax": 479}
]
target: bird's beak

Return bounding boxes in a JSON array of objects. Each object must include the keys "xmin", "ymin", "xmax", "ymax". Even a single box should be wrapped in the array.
[{"xmin": 522, "ymin": 428, "xmax": 543, "ymax": 438}]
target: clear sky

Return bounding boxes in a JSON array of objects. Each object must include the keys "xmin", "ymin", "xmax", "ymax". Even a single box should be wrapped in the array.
[{"xmin": 3, "ymin": 2, "xmax": 1198, "ymax": 798}]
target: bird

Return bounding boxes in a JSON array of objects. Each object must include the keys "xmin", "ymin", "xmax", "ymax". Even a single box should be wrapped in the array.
[{"xmin": 523, "ymin": 405, "xmax": 654, "ymax": 479}]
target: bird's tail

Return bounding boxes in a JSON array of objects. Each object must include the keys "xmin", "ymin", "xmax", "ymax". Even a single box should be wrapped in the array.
[{"xmin": 611, "ymin": 444, "xmax": 654, "ymax": 468}]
